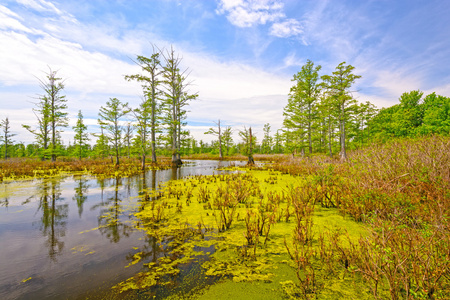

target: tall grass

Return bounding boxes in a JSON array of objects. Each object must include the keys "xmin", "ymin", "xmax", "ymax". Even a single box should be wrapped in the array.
[{"xmin": 272, "ymin": 135, "xmax": 450, "ymax": 299}]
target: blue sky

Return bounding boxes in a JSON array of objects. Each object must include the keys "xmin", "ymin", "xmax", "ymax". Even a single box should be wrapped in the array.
[{"xmin": 1, "ymin": 0, "xmax": 449, "ymax": 144}]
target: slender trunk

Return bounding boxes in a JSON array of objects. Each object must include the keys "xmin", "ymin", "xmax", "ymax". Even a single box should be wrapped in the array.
[
  {"xmin": 328, "ymin": 115, "xmax": 332, "ymax": 158},
  {"xmin": 151, "ymin": 86, "xmax": 157, "ymax": 163},
  {"xmin": 142, "ymin": 153, "xmax": 146, "ymax": 170},
  {"xmin": 171, "ymin": 86, "xmax": 180, "ymax": 167},
  {"xmin": 115, "ymin": 144, "xmax": 120, "ymax": 165},
  {"xmin": 51, "ymin": 86, "xmax": 56, "ymax": 162},
  {"xmin": 115, "ymin": 121, "xmax": 120, "ymax": 165},
  {"xmin": 248, "ymin": 127, "xmax": 255, "ymax": 165},
  {"xmin": 340, "ymin": 103, "xmax": 347, "ymax": 160},
  {"xmin": 218, "ymin": 120, "xmax": 223, "ymax": 159},
  {"xmin": 308, "ymin": 103, "xmax": 312, "ymax": 154},
  {"xmin": 4, "ymin": 139, "xmax": 7, "ymax": 160},
  {"xmin": 177, "ymin": 111, "xmax": 181, "ymax": 161}
]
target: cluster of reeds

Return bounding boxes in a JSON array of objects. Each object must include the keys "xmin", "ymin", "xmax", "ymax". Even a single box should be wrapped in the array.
[
  {"xmin": 284, "ymin": 183, "xmax": 318, "ymax": 299},
  {"xmin": 212, "ymin": 174, "xmax": 259, "ymax": 231},
  {"xmin": 273, "ymin": 135, "xmax": 450, "ymax": 299}
]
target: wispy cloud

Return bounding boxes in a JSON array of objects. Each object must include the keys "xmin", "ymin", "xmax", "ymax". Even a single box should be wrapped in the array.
[
  {"xmin": 216, "ymin": 0, "xmax": 304, "ymax": 39},
  {"xmin": 216, "ymin": 0, "xmax": 284, "ymax": 27},
  {"xmin": 16, "ymin": 0, "xmax": 76, "ymax": 22},
  {"xmin": 1, "ymin": 1, "xmax": 293, "ymax": 144},
  {"xmin": 269, "ymin": 18, "xmax": 303, "ymax": 38}
]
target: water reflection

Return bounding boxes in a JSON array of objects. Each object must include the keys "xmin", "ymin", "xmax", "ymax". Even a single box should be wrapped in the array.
[
  {"xmin": 0, "ymin": 197, "xmax": 8, "ymax": 207},
  {"xmin": 97, "ymin": 177, "xmax": 132, "ymax": 243},
  {"xmin": 73, "ymin": 176, "xmax": 89, "ymax": 217},
  {"xmin": 35, "ymin": 179, "xmax": 68, "ymax": 261},
  {"xmin": 0, "ymin": 160, "xmax": 245, "ymax": 300},
  {"xmin": 171, "ymin": 166, "xmax": 181, "ymax": 181}
]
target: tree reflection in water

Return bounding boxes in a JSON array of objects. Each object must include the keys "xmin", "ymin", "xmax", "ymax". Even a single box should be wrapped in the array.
[
  {"xmin": 97, "ymin": 177, "xmax": 132, "ymax": 243},
  {"xmin": 72, "ymin": 175, "xmax": 89, "ymax": 217},
  {"xmin": 35, "ymin": 179, "xmax": 68, "ymax": 261}
]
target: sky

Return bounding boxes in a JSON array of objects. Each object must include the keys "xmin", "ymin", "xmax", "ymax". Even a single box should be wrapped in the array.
[{"xmin": 1, "ymin": 0, "xmax": 450, "ymax": 145}]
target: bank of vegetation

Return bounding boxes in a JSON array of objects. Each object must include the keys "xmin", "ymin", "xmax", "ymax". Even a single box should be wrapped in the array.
[
  {"xmin": 1, "ymin": 53, "xmax": 450, "ymax": 298},
  {"xmin": 100, "ymin": 134, "xmax": 449, "ymax": 299},
  {"xmin": 2, "ymin": 56, "xmax": 450, "ymax": 173}
]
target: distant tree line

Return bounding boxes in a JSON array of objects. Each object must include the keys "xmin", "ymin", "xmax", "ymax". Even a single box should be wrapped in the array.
[{"xmin": 2, "ymin": 57, "xmax": 450, "ymax": 163}]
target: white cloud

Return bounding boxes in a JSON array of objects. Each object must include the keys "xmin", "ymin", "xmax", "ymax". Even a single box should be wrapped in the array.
[
  {"xmin": 184, "ymin": 51, "xmax": 290, "ymax": 100},
  {"xmin": 282, "ymin": 52, "xmax": 304, "ymax": 69},
  {"xmin": 1, "ymin": 1, "xmax": 292, "ymax": 145},
  {"xmin": 0, "ymin": 4, "xmax": 32, "ymax": 32},
  {"xmin": 216, "ymin": 0, "xmax": 285, "ymax": 27},
  {"xmin": 187, "ymin": 94, "xmax": 287, "ymax": 143},
  {"xmin": 16, "ymin": 0, "xmax": 73, "ymax": 20},
  {"xmin": 269, "ymin": 19, "xmax": 303, "ymax": 38}
]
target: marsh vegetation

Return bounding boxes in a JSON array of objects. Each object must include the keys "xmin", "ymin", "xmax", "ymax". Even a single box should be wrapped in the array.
[{"xmin": 1, "ymin": 136, "xmax": 449, "ymax": 299}]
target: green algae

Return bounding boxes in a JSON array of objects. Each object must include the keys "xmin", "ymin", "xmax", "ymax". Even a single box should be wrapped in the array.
[{"xmin": 112, "ymin": 169, "xmax": 377, "ymax": 299}]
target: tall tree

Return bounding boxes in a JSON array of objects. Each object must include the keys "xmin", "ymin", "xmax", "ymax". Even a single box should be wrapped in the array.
[
  {"xmin": 0, "ymin": 117, "xmax": 16, "ymax": 159},
  {"xmin": 204, "ymin": 119, "xmax": 223, "ymax": 159},
  {"xmin": 321, "ymin": 62, "xmax": 361, "ymax": 160},
  {"xmin": 354, "ymin": 101, "xmax": 378, "ymax": 146},
  {"xmin": 98, "ymin": 98, "xmax": 129, "ymax": 165},
  {"xmin": 161, "ymin": 46, "xmax": 198, "ymax": 167},
  {"xmin": 283, "ymin": 60, "xmax": 322, "ymax": 154},
  {"xmin": 261, "ymin": 123, "xmax": 273, "ymax": 154},
  {"xmin": 239, "ymin": 126, "xmax": 255, "ymax": 165},
  {"xmin": 123, "ymin": 122, "xmax": 133, "ymax": 158},
  {"xmin": 72, "ymin": 110, "xmax": 89, "ymax": 160},
  {"xmin": 23, "ymin": 68, "xmax": 67, "ymax": 160},
  {"xmin": 419, "ymin": 93, "xmax": 450, "ymax": 135},
  {"xmin": 39, "ymin": 68, "xmax": 68, "ymax": 161},
  {"xmin": 316, "ymin": 93, "xmax": 337, "ymax": 157},
  {"xmin": 274, "ymin": 129, "xmax": 283, "ymax": 154},
  {"xmin": 222, "ymin": 126, "xmax": 233, "ymax": 156},
  {"xmin": 92, "ymin": 126, "xmax": 109, "ymax": 159},
  {"xmin": 125, "ymin": 48, "xmax": 162, "ymax": 165}
]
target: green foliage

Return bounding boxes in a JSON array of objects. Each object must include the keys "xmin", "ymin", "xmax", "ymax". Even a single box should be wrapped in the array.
[
  {"xmin": 23, "ymin": 67, "xmax": 68, "ymax": 161},
  {"xmin": 204, "ymin": 120, "xmax": 224, "ymax": 159},
  {"xmin": 72, "ymin": 110, "xmax": 89, "ymax": 160},
  {"xmin": 98, "ymin": 97, "xmax": 130, "ymax": 165},
  {"xmin": 284, "ymin": 60, "xmax": 322, "ymax": 154},
  {"xmin": 369, "ymin": 90, "xmax": 450, "ymax": 140},
  {"xmin": 239, "ymin": 126, "xmax": 256, "ymax": 164},
  {"xmin": 0, "ymin": 117, "xmax": 16, "ymax": 159},
  {"xmin": 261, "ymin": 123, "xmax": 273, "ymax": 154},
  {"xmin": 321, "ymin": 62, "xmax": 361, "ymax": 160},
  {"xmin": 125, "ymin": 48, "xmax": 162, "ymax": 165}
]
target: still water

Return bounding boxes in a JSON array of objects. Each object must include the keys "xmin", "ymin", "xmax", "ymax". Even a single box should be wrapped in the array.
[{"xmin": 0, "ymin": 160, "xmax": 243, "ymax": 300}]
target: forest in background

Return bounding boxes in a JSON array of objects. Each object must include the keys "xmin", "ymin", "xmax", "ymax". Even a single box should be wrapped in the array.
[{"xmin": 1, "ymin": 52, "xmax": 450, "ymax": 166}]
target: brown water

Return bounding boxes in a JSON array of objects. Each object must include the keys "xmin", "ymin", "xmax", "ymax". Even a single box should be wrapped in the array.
[{"xmin": 0, "ymin": 160, "xmax": 243, "ymax": 300}]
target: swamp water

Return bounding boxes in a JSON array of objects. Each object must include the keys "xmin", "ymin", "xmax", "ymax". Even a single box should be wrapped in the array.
[{"xmin": 0, "ymin": 160, "xmax": 244, "ymax": 300}]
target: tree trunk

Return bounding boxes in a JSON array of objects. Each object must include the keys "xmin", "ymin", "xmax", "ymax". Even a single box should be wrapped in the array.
[
  {"xmin": 340, "ymin": 108, "xmax": 347, "ymax": 160},
  {"xmin": 115, "ymin": 145, "xmax": 120, "ymax": 165},
  {"xmin": 328, "ymin": 116, "xmax": 333, "ymax": 158},
  {"xmin": 247, "ymin": 127, "xmax": 255, "ymax": 165},
  {"xmin": 142, "ymin": 153, "xmax": 146, "ymax": 171},
  {"xmin": 308, "ymin": 103, "xmax": 312, "ymax": 154},
  {"xmin": 151, "ymin": 111, "xmax": 157, "ymax": 163},
  {"xmin": 218, "ymin": 120, "xmax": 223, "ymax": 159}
]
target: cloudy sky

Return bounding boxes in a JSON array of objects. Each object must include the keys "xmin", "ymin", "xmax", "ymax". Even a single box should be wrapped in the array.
[{"xmin": 1, "ymin": 0, "xmax": 449, "ymax": 144}]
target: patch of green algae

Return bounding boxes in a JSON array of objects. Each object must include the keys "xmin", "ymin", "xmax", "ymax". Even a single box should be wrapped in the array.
[{"xmin": 113, "ymin": 169, "xmax": 375, "ymax": 299}]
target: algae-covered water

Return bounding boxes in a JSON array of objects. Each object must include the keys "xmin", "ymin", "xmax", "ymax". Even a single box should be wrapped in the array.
[
  {"xmin": 0, "ymin": 160, "xmax": 372, "ymax": 299},
  {"xmin": 0, "ymin": 160, "xmax": 245, "ymax": 300}
]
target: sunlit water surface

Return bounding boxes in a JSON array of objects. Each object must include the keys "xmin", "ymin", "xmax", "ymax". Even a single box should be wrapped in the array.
[{"xmin": 0, "ymin": 160, "xmax": 244, "ymax": 300}]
